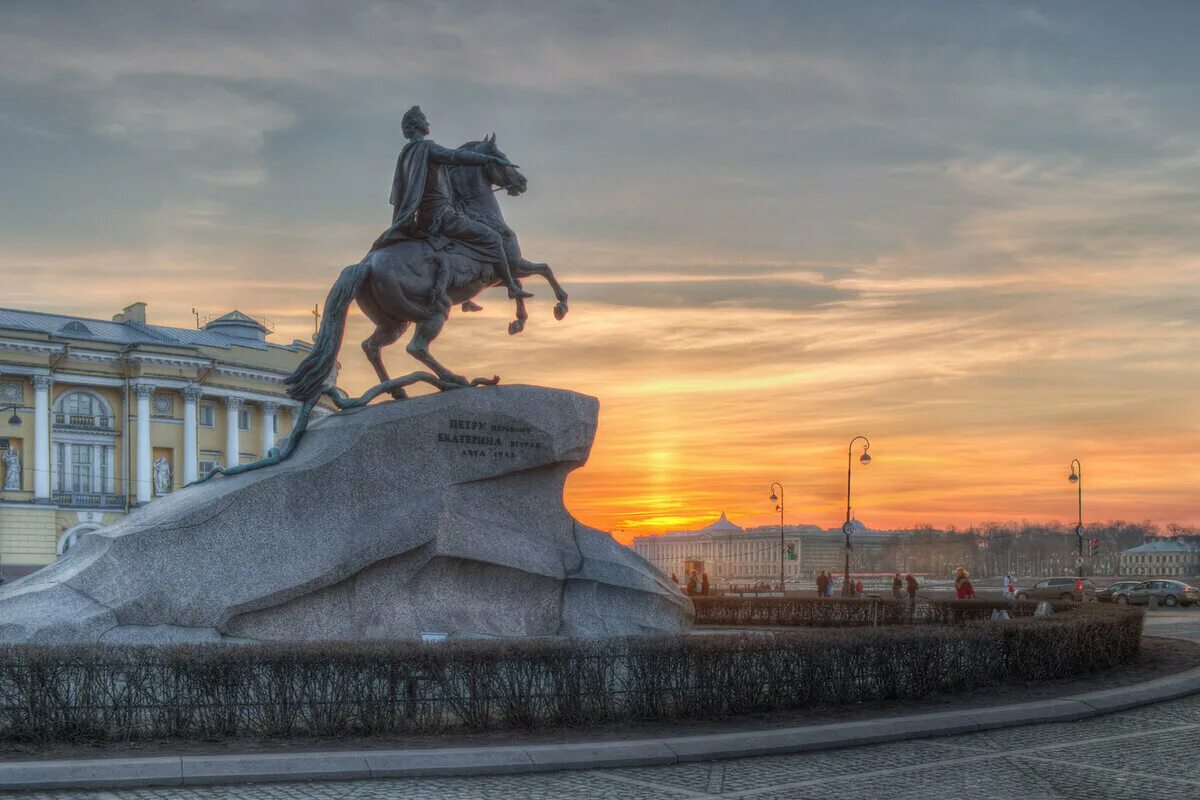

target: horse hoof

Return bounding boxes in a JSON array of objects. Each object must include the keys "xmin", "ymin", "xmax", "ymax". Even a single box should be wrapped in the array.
[
  {"xmin": 508, "ymin": 320, "xmax": 524, "ymax": 335},
  {"xmin": 554, "ymin": 302, "xmax": 568, "ymax": 321},
  {"xmin": 389, "ymin": 388, "xmax": 409, "ymax": 401}
]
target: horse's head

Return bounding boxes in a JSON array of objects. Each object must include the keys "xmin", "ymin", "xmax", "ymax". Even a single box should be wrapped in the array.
[{"xmin": 474, "ymin": 133, "xmax": 527, "ymax": 197}]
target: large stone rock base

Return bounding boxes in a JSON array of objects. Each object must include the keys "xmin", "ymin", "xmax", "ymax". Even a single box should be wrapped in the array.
[{"xmin": 0, "ymin": 386, "xmax": 692, "ymax": 643}]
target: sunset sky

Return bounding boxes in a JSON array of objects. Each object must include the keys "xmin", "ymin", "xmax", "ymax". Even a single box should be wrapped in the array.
[{"xmin": 2, "ymin": 2, "xmax": 1198, "ymax": 542}]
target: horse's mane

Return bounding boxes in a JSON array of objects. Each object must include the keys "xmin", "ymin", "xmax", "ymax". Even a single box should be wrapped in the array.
[{"xmin": 458, "ymin": 140, "xmax": 492, "ymax": 154}]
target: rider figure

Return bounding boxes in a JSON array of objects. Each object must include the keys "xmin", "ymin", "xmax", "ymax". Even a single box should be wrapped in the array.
[{"xmin": 370, "ymin": 105, "xmax": 532, "ymax": 302}]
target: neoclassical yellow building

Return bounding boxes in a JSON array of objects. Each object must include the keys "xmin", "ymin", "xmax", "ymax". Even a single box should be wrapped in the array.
[{"xmin": 0, "ymin": 302, "xmax": 330, "ymax": 579}]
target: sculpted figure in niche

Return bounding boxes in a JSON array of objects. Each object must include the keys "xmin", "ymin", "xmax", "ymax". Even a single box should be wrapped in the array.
[
  {"xmin": 153, "ymin": 457, "xmax": 172, "ymax": 496},
  {"xmin": 2, "ymin": 447, "xmax": 19, "ymax": 491}
]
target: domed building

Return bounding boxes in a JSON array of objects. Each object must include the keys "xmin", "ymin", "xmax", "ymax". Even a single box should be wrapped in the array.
[
  {"xmin": 629, "ymin": 512, "xmax": 897, "ymax": 588},
  {"xmin": 631, "ymin": 512, "xmax": 812, "ymax": 586}
]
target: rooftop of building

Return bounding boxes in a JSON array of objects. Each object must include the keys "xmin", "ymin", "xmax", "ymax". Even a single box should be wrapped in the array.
[
  {"xmin": 633, "ymin": 514, "xmax": 888, "ymax": 543},
  {"xmin": 0, "ymin": 303, "xmax": 307, "ymax": 353},
  {"xmin": 1123, "ymin": 538, "xmax": 1200, "ymax": 554}
]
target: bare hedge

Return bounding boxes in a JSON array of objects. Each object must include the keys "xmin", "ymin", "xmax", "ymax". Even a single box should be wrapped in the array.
[{"xmin": 0, "ymin": 605, "xmax": 1141, "ymax": 743}]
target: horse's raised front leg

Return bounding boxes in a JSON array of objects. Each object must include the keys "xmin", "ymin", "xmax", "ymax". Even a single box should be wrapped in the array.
[
  {"xmin": 514, "ymin": 259, "xmax": 569, "ymax": 320},
  {"xmin": 362, "ymin": 323, "xmax": 409, "ymax": 399},
  {"xmin": 406, "ymin": 313, "xmax": 469, "ymax": 386}
]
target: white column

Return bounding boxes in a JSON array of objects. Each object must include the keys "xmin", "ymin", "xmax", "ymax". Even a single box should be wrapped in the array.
[
  {"xmin": 223, "ymin": 396, "xmax": 242, "ymax": 468},
  {"xmin": 62, "ymin": 442, "xmax": 72, "ymax": 493},
  {"xmin": 32, "ymin": 375, "xmax": 52, "ymax": 501},
  {"xmin": 182, "ymin": 386, "xmax": 200, "ymax": 485},
  {"xmin": 260, "ymin": 401, "xmax": 278, "ymax": 456},
  {"xmin": 91, "ymin": 444, "xmax": 101, "ymax": 495},
  {"xmin": 105, "ymin": 445, "xmax": 116, "ymax": 494},
  {"xmin": 133, "ymin": 382, "xmax": 154, "ymax": 504}
]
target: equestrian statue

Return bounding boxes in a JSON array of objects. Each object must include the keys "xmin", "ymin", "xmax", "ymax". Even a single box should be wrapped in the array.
[{"xmin": 199, "ymin": 105, "xmax": 569, "ymax": 481}]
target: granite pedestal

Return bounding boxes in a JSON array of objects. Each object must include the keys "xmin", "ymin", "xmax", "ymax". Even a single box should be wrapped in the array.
[{"xmin": 0, "ymin": 386, "xmax": 692, "ymax": 643}]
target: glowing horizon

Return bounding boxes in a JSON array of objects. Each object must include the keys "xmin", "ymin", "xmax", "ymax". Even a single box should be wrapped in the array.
[{"xmin": 2, "ymin": 3, "xmax": 1198, "ymax": 546}]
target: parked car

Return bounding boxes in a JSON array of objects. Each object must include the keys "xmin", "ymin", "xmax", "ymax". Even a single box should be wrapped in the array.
[
  {"xmin": 1112, "ymin": 580, "xmax": 1199, "ymax": 607},
  {"xmin": 1014, "ymin": 577, "xmax": 1095, "ymax": 602},
  {"xmin": 1095, "ymin": 581, "xmax": 1142, "ymax": 602}
]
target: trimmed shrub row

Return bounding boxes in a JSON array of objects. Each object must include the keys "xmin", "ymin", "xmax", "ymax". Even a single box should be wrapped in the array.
[
  {"xmin": 0, "ymin": 605, "xmax": 1142, "ymax": 743},
  {"xmin": 691, "ymin": 596, "xmax": 1045, "ymax": 627}
]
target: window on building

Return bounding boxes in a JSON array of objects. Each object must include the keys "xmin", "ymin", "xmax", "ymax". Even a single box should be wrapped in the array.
[
  {"xmin": 199, "ymin": 404, "xmax": 216, "ymax": 427},
  {"xmin": 238, "ymin": 409, "xmax": 251, "ymax": 431},
  {"xmin": 64, "ymin": 393, "xmax": 95, "ymax": 417},
  {"xmin": 198, "ymin": 459, "xmax": 218, "ymax": 478},
  {"xmin": 70, "ymin": 445, "xmax": 93, "ymax": 493}
]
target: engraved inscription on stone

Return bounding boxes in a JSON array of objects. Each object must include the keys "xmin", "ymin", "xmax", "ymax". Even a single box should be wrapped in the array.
[{"xmin": 436, "ymin": 417, "xmax": 544, "ymax": 460}]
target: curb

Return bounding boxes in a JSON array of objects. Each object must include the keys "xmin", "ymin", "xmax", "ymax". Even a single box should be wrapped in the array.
[{"xmin": 2, "ymin": 665, "xmax": 1199, "ymax": 791}]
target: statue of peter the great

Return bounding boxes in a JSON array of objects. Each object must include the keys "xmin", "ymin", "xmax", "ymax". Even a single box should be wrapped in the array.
[{"xmin": 369, "ymin": 105, "xmax": 533, "ymax": 309}]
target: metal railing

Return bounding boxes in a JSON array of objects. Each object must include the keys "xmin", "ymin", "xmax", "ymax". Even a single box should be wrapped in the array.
[
  {"xmin": 52, "ymin": 413, "xmax": 114, "ymax": 431},
  {"xmin": 52, "ymin": 492, "xmax": 124, "ymax": 509}
]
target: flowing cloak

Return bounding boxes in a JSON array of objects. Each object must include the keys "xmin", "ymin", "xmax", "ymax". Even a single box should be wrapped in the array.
[
  {"xmin": 368, "ymin": 139, "xmax": 439, "ymax": 255},
  {"xmin": 367, "ymin": 139, "xmax": 502, "ymax": 262}
]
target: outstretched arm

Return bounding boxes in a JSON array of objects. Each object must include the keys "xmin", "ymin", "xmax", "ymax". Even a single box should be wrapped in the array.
[{"xmin": 427, "ymin": 142, "xmax": 512, "ymax": 168}]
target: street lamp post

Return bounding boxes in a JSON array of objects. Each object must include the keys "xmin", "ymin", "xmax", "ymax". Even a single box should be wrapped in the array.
[
  {"xmin": 843, "ymin": 436, "xmax": 871, "ymax": 597},
  {"xmin": 1068, "ymin": 459, "xmax": 1083, "ymax": 578},
  {"xmin": 769, "ymin": 483, "xmax": 784, "ymax": 594}
]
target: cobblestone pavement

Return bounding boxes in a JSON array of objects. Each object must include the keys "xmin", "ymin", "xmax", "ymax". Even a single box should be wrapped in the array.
[
  {"xmin": 1141, "ymin": 605, "xmax": 1200, "ymax": 641},
  {"xmin": 12, "ymin": 608, "xmax": 1200, "ymax": 800}
]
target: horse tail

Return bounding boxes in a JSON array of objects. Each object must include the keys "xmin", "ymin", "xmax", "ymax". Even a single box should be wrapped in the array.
[{"xmin": 285, "ymin": 261, "xmax": 370, "ymax": 402}]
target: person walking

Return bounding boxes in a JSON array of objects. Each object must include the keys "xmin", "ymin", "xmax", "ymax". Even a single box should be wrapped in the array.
[
  {"xmin": 954, "ymin": 567, "xmax": 976, "ymax": 600},
  {"xmin": 1003, "ymin": 573, "xmax": 1016, "ymax": 601},
  {"xmin": 892, "ymin": 573, "xmax": 903, "ymax": 600},
  {"xmin": 854, "ymin": 578, "xmax": 864, "ymax": 598},
  {"xmin": 686, "ymin": 572, "xmax": 698, "ymax": 597},
  {"xmin": 905, "ymin": 573, "xmax": 919, "ymax": 603},
  {"xmin": 816, "ymin": 571, "xmax": 829, "ymax": 598},
  {"xmin": 827, "ymin": 574, "xmax": 836, "ymax": 598},
  {"xmin": 700, "ymin": 572, "xmax": 710, "ymax": 596}
]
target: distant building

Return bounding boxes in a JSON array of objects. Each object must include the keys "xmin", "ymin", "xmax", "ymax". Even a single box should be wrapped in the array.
[
  {"xmin": 0, "ymin": 302, "xmax": 331, "ymax": 578},
  {"xmin": 1118, "ymin": 539, "xmax": 1200, "ymax": 578},
  {"xmin": 630, "ymin": 513, "xmax": 894, "ymax": 585}
]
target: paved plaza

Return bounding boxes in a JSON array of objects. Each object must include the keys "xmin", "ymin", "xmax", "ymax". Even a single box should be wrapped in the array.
[{"xmin": 8, "ymin": 608, "xmax": 1200, "ymax": 800}]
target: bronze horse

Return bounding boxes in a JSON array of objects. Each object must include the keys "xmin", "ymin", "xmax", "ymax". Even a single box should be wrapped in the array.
[{"xmin": 199, "ymin": 136, "xmax": 567, "ymax": 481}]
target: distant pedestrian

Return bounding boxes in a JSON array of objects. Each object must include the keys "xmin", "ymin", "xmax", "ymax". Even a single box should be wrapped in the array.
[
  {"xmin": 905, "ymin": 573, "xmax": 919, "ymax": 602},
  {"xmin": 892, "ymin": 573, "xmax": 903, "ymax": 600},
  {"xmin": 1003, "ymin": 574, "xmax": 1016, "ymax": 601},
  {"xmin": 854, "ymin": 578, "xmax": 863, "ymax": 597},
  {"xmin": 827, "ymin": 575, "xmax": 836, "ymax": 597},
  {"xmin": 816, "ymin": 571, "xmax": 829, "ymax": 598},
  {"xmin": 954, "ymin": 567, "xmax": 976, "ymax": 600},
  {"xmin": 670, "ymin": 572, "xmax": 678, "ymax": 585},
  {"xmin": 701, "ymin": 572, "xmax": 710, "ymax": 596},
  {"xmin": 686, "ymin": 572, "xmax": 698, "ymax": 596}
]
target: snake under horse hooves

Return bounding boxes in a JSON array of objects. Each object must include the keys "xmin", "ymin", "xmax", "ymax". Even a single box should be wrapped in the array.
[{"xmin": 188, "ymin": 372, "xmax": 500, "ymax": 486}]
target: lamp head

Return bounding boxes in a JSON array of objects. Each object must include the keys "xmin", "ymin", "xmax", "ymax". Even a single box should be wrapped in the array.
[
  {"xmin": 7, "ymin": 412, "xmax": 19, "ymax": 427},
  {"xmin": 859, "ymin": 451, "xmax": 872, "ymax": 466},
  {"xmin": 1068, "ymin": 471, "xmax": 1078, "ymax": 484},
  {"xmin": 769, "ymin": 492, "xmax": 777, "ymax": 503}
]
